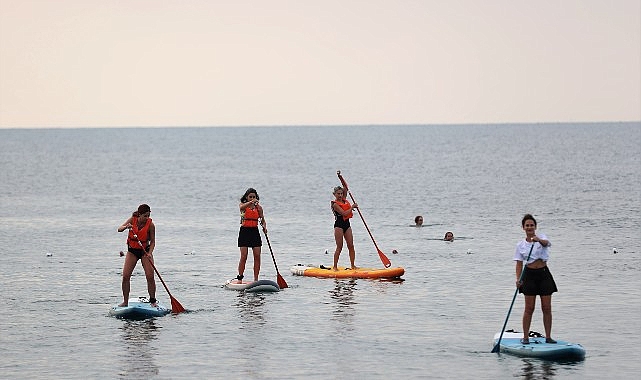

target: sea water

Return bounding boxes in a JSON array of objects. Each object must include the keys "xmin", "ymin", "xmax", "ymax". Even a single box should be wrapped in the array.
[{"xmin": 0, "ymin": 123, "xmax": 639, "ymax": 379}]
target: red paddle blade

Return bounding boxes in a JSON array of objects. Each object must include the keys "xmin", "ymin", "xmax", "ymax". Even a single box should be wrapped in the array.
[
  {"xmin": 378, "ymin": 249, "xmax": 392, "ymax": 268},
  {"xmin": 277, "ymin": 274, "xmax": 288, "ymax": 289},
  {"xmin": 171, "ymin": 297, "xmax": 186, "ymax": 313}
]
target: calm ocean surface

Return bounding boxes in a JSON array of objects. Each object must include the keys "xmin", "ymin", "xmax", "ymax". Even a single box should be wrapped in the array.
[{"xmin": 0, "ymin": 123, "xmax": 640, "ymax": 379}]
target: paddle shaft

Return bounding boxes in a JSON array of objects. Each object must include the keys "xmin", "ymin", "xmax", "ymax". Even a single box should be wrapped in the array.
[
  {"xmin": 130, "ymin": 232, "xmax": 186, "ymax": 313},
  {"xmin": 491, "ymin": 242, "xmax": 536, "ymax": 353},
  {"xmin": 263, "ymin": 229, "xmax": 288, "ymax": 288},
  {"xmin": 337, "ymin": 171, "xmax": 391, "ymax": 268}
]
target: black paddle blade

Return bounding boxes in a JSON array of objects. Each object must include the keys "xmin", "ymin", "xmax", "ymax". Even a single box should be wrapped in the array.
[{"xmin": 491, "ymin": 343, "xmax": 500, "ymax": 353}]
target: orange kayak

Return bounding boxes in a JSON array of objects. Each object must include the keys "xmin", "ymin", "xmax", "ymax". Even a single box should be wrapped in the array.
[{"xmin": 291, "ymin": 264, "xmax": 404, "ymax": 279}]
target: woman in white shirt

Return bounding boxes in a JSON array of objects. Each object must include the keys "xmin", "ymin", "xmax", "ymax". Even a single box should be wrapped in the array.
[{"xmin": 514, "ymin": 214, "xmax": 557, "ymax": 345}]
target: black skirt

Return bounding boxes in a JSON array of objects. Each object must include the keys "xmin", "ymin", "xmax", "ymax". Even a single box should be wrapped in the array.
[
  {"xmin": 238, "ymin": 226, "xmax": 262, "ymax": 248},
  {"xmin": 519, "ymin": 266, "xmax": 558, "ymax": 296}
]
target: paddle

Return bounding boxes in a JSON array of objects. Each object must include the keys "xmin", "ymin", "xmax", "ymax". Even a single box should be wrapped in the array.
[
  {"xmin": 131, "ymin": 232, "xmax": 186, "ymax": 314},
  {"xmin": 491, "ymin": 241, "xmax": 535, "ymax": 353},
  {"xmin": 262, "ymin": 229, "xmax": 288, "ymax": 289},
  {"xmin": 337, "ymin": 170, "xmax": 391, "ymax": 268}
]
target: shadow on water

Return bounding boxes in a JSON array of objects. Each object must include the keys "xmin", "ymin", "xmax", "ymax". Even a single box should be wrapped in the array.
[{"xmin": 118, "ymin": 319, "xmax": 161, "ymax": 379}]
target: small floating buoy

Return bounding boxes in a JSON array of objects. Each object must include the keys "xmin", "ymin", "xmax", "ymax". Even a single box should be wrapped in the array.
[
  {"xmin": 324, "ymin": 249, "xmax": 328, "ymax": 254},
  {"xmin": 392, "ymin": 249, "xmax": 398, "ymax": 254},
  {"xmin": 466, "ymin": 249, "xmax": 472, "ymax": 255},
  {"xmin": 613, "ymin": 247, "xmax": 618, "ymax": 254},
  {"xmin": 185, "ymin": 250, "xmax": 195, "ymax": 255},
  {"xmin": 45, "ymin": 252, "xmax": 53, "ymax": 257},
  {"xmin": 119, "ymin": 251, "xmax": 125, "ymax": 257}
]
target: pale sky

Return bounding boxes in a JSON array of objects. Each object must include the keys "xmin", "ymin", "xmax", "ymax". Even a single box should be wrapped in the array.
[{"xmin": 1, "ymin": 0, "xmax": 639, "ymax": 128}]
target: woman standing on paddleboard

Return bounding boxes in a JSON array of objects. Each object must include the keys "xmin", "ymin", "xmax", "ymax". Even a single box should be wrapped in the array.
[
  {"xmin": 236, "ymin": 188, "xmax": 267, "ymax": 282},
  {"xmin": 331, "ymin": 186, "xmax": 358, "ymax": 271},
  {"xmin": 514, "ymin": 214, "xmax": 557, "ymax": 344},
  {"xmin": 117, "ymin": 204, "xmax": 156, "ymax": 307}
]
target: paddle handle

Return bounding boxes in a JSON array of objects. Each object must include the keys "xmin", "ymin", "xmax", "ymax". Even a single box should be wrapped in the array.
[
  {"xmin": 129, "ymin": 232, "xmax": 186, "ymax": 313},
  {"xmin": 337, "ymin": 171, "xmax": 391, "ymax": 268},
  {"xmin": 492, "ymin": 242, "xmax": 535, "ymax": 353}
]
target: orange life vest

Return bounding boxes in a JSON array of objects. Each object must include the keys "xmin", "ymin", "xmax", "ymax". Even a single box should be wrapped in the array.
[
  {"xmin": 332, "ymin": 199, "xmax": 353, "ymax": 221},
  {"xmin": 241, "ymin": 207, "xmax": 259, "ymax": 227},
  {"xmin": 127, "ymin": 217, "xmax": 152, "ymax": 249}
]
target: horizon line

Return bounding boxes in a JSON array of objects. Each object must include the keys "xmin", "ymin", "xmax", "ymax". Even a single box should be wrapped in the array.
[{"xmin": 1, "ymin": 120, "xmax": 639, "ymax": 130}]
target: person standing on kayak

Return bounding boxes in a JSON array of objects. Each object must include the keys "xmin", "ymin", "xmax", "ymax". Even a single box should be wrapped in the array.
[
  {"xmin": 331, "ymin": 186, "xmax": 358, "ymax": 271},
  {"xmin": 117, "ymin": 204, "xmax": 156, "ymax": 307},
  {"xmin": 237, "ymin": 188, "xmax": 266, "ymax": 282},
  {"xmin": 514, "ymin": 214, "xmax": 557, "ymax": 344}
]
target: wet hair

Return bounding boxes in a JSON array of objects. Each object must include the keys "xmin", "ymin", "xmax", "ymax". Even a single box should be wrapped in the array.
[
  {"xmin": 240, "ymin": 188, "xmax": 259, "ymax": 203},
  {"xmin": 415, "ymin": 215, "xmax": 423, "ymax": 224},
  {"xmin": 521, "ymin": 214, "xmax": 537, "ymax": 227},
  {"xmin": 444, "ymin": 231, "xmax": 454, "ymax": 240},
  {"xmin": 333, "ymin": 186, "xmax": 344, "ymax": 194}
]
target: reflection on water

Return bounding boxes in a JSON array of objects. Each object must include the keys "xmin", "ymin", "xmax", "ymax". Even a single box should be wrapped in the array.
[
  {"xmin": 518, "ymin": 359, "xmax": 557, "ymax": 379},
  {"xmin": 118, "ymin": 320, "xmax": 161, "ymax": 379},
  {"xmin": 329, "ymin": 279, "xmax": 357, "ymax": 332},
  {"xmin": 235, "ymin": 293, "xmax": 267, "ymax": 326},
  {"xmin": 517, "ymin": 355, "xmax": 586, "ymax": 379}
]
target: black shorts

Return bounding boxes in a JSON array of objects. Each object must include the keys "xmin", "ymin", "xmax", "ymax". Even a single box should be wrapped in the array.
[
  {"xmin": 334, "ymin": 218, "xmax": 351, "ymax": 232},
  {"xmin": 238, "ymin": 226, "xmax": 262, "ymax": 248},
  {"xmin": 127, "ymin": 246, "xmax": 148, "ymax": 260},
  {"xmin": 519, "ymin": 266, "xmax": 558, "ymax": 296}
]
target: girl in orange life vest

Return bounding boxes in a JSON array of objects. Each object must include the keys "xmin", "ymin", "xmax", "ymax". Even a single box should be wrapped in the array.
[
  {"xmin": 331, "ymin": 186, "xmax": 358, "ymax": 271},
  {"xmin": 237, "ymin": 188, "xmax": 267, "ymax": 282},
  {"xmin": 117, "ymin": 204, "xmax": 156, "ymax": 307}
]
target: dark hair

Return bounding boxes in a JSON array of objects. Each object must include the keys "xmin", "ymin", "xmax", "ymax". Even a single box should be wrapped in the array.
[
  {"xmin": 415, "ymin": 215, "xmax": 423, "ymax": 224},
  {"xmin": 240, "ymin": 188, "xmax": 259, "ymax": 203},
  {"xmin": 521, "ymin": 214, "xmax": 537, "ymax": 227},
  {"xmin": 133, "ymin": 204, "xmax": 150, "ymax": 217}
]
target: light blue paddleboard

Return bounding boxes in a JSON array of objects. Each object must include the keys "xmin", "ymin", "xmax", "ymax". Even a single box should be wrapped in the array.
[
  {"xmin": 493, "ymin": 331, "xmax": 586, "ymax": 361},
  {"xmin": 225, "ymin": 279, "xmax": 280, "ymax": 293},
  {"xmin": 109, "ymin": 297, "xmax": 171, "ymax": 320}
]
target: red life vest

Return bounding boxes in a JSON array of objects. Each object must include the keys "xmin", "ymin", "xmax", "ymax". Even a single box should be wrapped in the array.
[
  {"xmin": 127, "ymin": 217, "xmax": 152, "ymax": 248},
  {"xmin": 332, "ymin": 199, "xmax": 353, "ymax": 221},
  {"xmin": 241, "ymin": 207, "xmax": 259, "ymax": 227}
]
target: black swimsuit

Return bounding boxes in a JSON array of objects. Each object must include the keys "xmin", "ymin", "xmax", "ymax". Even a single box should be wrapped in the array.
[{"xmin": 333, "ymin": 208, "xmax": 351, "ymax": 232}]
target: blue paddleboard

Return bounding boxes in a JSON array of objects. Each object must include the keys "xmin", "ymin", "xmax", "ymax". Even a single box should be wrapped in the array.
[
  {"xmin": 493, "ymin": 331, "xmax": 586, "ymax": 361},
  {"xmin": 109, "ymin": 297, "xmax": 171, "ymax": 320}
]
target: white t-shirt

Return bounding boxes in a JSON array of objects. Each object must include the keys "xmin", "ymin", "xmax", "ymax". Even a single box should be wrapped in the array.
[{"xmin": 513, "ymin": 234, "xmax": 551, "ymax": 264}]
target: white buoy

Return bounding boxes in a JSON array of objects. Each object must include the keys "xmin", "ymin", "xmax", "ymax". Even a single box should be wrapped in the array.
[
  {"xmin": 45, "ymin": 252, "xmax": 53, "ymax": 257},
  {"xmin": 613, "ymin": 247, "xmax": 618, "ymax": 254}
]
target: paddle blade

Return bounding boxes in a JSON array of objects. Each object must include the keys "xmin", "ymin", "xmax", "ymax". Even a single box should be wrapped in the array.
[
  {"xmin": 491, "ymin": 343, "xmax": 500, "ymax": 353},
  {"xmin": 276, "ymin": 274, "xmax": 288, "ymax": 289},
  {"xmin": 378, "ymin": 249, "xmax": 392, "ymax": 268},
  {"xmin": 171, "ymin": 297, "xmax": 186, "ymax": 314}
]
